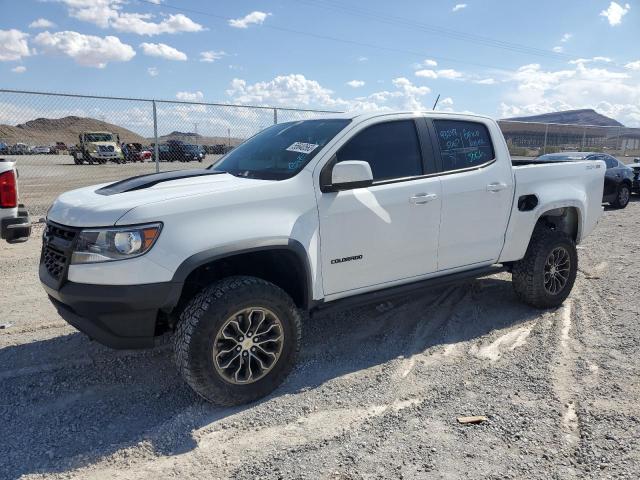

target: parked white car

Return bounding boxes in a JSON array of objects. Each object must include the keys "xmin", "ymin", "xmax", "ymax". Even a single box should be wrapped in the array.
[
  {"xmin": 40, "ymin": 111, "xmax": 605, "ymax": 405},
  {"xmin": 31, "ymin": 145, "xmax": 51, "ymax": 154}
]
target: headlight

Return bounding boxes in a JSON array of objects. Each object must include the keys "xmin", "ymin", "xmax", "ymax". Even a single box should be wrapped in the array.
[{"xmin": 71, "ymin": 223, "xmax": 162, "ymax": 264}]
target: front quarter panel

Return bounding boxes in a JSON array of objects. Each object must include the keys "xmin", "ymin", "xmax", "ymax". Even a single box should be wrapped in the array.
[{"xmin": 110, "ymin": 172, "xmax": 322, "ymax": 297}]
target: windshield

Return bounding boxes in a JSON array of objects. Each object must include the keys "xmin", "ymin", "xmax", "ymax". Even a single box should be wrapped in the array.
[
  {"xmin": 184, "ymin": 144, "xmax": 201, "ymax": 152},
  {"xmin": 86, "ymin": 133, "xmax": 114, "ymax": 142},
  {"xmin": 210, "ymin": 119, "xmax": 351, "ymax": 180},
  {"xmin": 536, "ymin": 153, "xmax": 588, "ymax": 162}
]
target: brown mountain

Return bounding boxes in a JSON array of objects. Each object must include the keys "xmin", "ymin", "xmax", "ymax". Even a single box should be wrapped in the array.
[
  {"xmin": 0, "ymin": 116, "xmax": 146, "ymax": 146},
  {"xmin": 155, "ymin": 130, "xmax": 243, "ymax": 146},
  {"xmin": 504, "ymin": 109, "xmax": 624, "ymax": 127}
]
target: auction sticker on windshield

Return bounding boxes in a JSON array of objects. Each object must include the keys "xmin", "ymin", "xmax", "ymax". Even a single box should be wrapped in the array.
[{"xmin": 286, "ymin": 142, "xmax": 319, "ymax": 154}]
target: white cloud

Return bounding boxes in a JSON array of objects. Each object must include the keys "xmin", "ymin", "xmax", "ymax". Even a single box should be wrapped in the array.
[
  {"xmin": 29, "ymin": 18, "xmax": 56, "ymax": 29},
  {"xmin": 346, "ymin": 80, "xmax": 365, "ymax": 88},
  {"xmin": 553, "ymin": 46, "xmax": 563, "ymax": 53},
  {"xmin": 423, "ymin": 59, "xmax": 438, "ymax": 67},
  {"xmin": 34, "ymin": 30, "xmax": 135, "ymax": 68},
  {"xmin": 200, "ymin": 50, "xmax": 227, "ymax": 62},
  {"xmin": 599, "ymin": 2, "xmax": 630, "ymax": 26},
  {"xmin": 0, "ymin": 29, "xmax": 31, "ymax": 61},
  {"xmin": 147, "ymin": 66, "xmax": 158, "ymax": 76},
  {"xmin": 624, "ymin": 60, "xmax": 640, "ymax": 71},
  {"xmin": 500, "ymin": 62, "xmax": 640, "ymax": 126},
  {"xmin": 229, "ymin": 11, "xmax": 271, "ymax": 29},
  {"xmin": 140, "ymin": 42, "xmax": 187, "ymax": 61},
  {"xmin": 441, "ymin": 97, "xmax": 454, "ymax": 106},
  {"xmin": 452, "ymin": 4, "xmax": 467, "ymax": 12},
  {"xmin": 11, "ymin": 65, "xmax": 27, "ymax": 73},
  {"xmin": 560, "ymin": 33, "xmax": 572, "ymax": 43},
  {"xmin": 60, "ymin": 0, "xmax": 122, "ymax": 29},
  {"xmin": 57, "ymin": 1, "xmax": 203, "ymax": 35},
  {"xmin": 438, "ymin": 69, "xmax": 463, "ymax": 79},
  {"xmin": 357, "ymin": 56, "xmax": 368, "ymax": 62},
  {"xmin": 569, "ymin": 56, "xmax": 613, "ymax": 65},
  {"xmin": 474, "ymin": 78, "xmax": 496, "ymax": 85},
  {"xmin": 415, "ymin": 68, "xmax": 463, "ymax": 80},
  {"xmin": 112, "ymin": 13, "xmax": 203, "ymax": 36},
  {"xmin": 176, "ymin": 91, "xmax": 204, "ymax": 101},
  {"xmin": 226, "ymin": 73, "xmax": 432, "ymax": 111},
  {"xmin": 415, "ymin": 69, "xmax": 438, "ymax": 79}
]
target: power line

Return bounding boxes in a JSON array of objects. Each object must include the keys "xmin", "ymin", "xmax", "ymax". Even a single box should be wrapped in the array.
[
  {"xmin": 296, "ymin": 0, "xmax": 577, "ymax": 62},
  {"xmin": 136, "ymin": 0, "xmax": 627, "ymax": 72},
  {"xmin": 133, "ymin": 0, "xmax": 531, "ymax": 71}
]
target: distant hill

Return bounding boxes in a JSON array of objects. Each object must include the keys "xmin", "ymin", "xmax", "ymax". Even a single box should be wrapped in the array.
[
  {"xmin": 155, "ymin": 130, "xmax": 243, "ymax": 146},
  {"xmin": 505, "ymin": 109, "xmax": 624, "ymax": 127},
  {"xmin": 0, "ymin": 116, "xmax": 146, "ymax": 146}
]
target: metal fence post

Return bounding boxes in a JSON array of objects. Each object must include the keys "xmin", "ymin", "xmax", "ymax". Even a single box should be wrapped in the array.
[
  {"xmin": 152, "ymin": 100, "xmax": 159, "ymax": 173},
  {"xmin": 617, "ymin": 126, "xmax": 623, "ymax": 155},
  {"xmin": 543, "ymin": 123, "xmax": 549, "ymax": 155},
  {"xmin": 581, "ymin": 127, "xmax": 586, "ymax": 151},
  {"xmin": 273, "ymin": 108, "xmax": 278, "ymax": 125}
]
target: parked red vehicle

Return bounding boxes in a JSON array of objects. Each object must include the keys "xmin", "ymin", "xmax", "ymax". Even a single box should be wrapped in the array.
[{"xmin": 123, "ymin": 143, "xmax": 151, "ymax": 163}]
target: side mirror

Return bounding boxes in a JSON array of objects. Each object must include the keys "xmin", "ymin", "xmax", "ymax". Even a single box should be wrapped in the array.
[
  {"xmin": 634, "ymin": 158, "xmax": 640, "ymax": 163},
  {"xmin": 324, "ymin": 160, "xmax": 373, "ymax": 192}
]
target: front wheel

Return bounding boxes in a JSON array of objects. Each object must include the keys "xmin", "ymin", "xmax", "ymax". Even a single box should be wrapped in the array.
[
  {"xmin": 173, "ymin": 276, "xmax": 302, "ymax": 406},
  {"xmin": 512, "ymin": 227, "xmax": 578, "ymax": 308},
  {"xmin": 611, "ymin": 184, "xmax": 630, "ymax": 209}
]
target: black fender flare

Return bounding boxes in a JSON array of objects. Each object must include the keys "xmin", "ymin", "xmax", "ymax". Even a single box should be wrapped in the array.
[{"xmin": 171, "ymin": 238, "xmax": 314, "ymax": 310}]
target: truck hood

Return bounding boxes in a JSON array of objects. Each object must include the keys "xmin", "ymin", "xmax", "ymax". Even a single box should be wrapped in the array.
[
  {"xmin": 47, "ymin": 170, "xmax": 269, "ymax": 227},
  {"xmin": 86, "ymin": 141, "xmax": 119, "ymax": 149}
]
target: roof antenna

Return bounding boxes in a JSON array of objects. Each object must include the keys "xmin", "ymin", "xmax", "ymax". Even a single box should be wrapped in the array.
[{"xmin": 432, "ymin": 94, "xmax": 441, "ymax": 110}]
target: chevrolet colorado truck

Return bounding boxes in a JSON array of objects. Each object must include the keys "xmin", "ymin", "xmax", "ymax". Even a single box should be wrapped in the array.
[
  {"xmin": 1, "ymin": 159, "xmax": 31, "ymax": 243},
  {"xmin": 39, "ymin": 112, "xmax": 605, "ymax": 405}
]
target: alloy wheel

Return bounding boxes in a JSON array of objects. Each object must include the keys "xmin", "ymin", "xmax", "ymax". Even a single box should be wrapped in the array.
[
  {"xmin": 543, "ymin": 246, "xmax": 571, "ymax": 295},
  {"xmin": 212, "ymin": 307, "xmax": 284, "ymax": 384}
]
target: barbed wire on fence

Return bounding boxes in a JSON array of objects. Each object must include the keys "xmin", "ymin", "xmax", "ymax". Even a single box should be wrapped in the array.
[{"xmin": 1, "ymin": 89, "xmax": 639, "ymax": 216}]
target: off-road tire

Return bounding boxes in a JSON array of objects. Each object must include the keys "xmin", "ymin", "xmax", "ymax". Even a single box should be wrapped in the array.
[
  {"xmin": 173, "ymin": 276, "xmax": 302, "ymax": 406},
  {"xmin": 611, "ymin": 183, "xmax": 630, "ymax": 209},
  {"xmin": 512, "ymin": 226, "xmax": 578, "ymax": 308}
]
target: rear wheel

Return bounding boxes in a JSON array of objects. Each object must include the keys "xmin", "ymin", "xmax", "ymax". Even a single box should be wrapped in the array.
[
  {"xmin": 611, "ymin": 184, "xmax": 630, "ymax": 209},
  {"xmin": 173, "ymin": 276, "xmax": 302, "ymax": 406},
  {"xmin": 512, "ymin": 227, "xmax": 577, "ymax": 308}
]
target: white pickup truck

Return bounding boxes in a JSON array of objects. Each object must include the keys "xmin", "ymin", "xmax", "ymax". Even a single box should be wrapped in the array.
[
  {"xmin": 0, "ymin": 159, "xmax": 31, "ymax": 243},
  {"xmin": 39, "ymin": 111, "xmax": 605, "ymax": 405}
]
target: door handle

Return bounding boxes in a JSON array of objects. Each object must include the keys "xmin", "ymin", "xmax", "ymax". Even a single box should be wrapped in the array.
[
  {"xmin": 486, "ymin": 182, "xmax": 508, "ymax": 192},
  {"xmin": 410, "ymin": 193, "xmax": 438, "ymax": 205}
]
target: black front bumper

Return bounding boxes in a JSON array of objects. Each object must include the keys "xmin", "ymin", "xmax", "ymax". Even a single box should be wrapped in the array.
[{"xmin": 40, "ymin": 263, "xmax": 182, "ymax": 350}]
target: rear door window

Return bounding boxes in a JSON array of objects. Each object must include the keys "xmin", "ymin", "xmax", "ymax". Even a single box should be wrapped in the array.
[{"xmin": 433, "ymin": 120, "xmax": 495, "ymax": 172}]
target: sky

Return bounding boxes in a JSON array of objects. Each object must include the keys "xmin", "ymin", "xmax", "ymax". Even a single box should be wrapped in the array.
[{"xmin": 1, "ymin": 0, "xmax": 640, "ymax": 130}]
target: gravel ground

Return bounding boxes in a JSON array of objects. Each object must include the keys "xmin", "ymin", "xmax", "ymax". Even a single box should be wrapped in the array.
[{"xmin": 1, "ymin": 200, "xmax": 639, "ymax": 479}]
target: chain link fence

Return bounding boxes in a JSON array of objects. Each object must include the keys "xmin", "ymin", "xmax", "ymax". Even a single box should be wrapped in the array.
[
  {"xmin": 498, "ymin": 120, "xmax": 640, "ymax": 159},
  {"xmin": 2, "ymin": 89, "xmax": 639, "ymax": 217},
  {"xmin": 0, "ymin": 89, "xmax": 337, "ymax": 216}
]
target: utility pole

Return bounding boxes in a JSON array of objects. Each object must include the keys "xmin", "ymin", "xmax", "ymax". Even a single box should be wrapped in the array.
[{"xmin": 194, "ymin": 122, "xmax": 198, "ymax": 146}]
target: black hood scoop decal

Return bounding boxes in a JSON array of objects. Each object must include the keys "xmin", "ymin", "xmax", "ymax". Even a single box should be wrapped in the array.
[{"xmin": 96, "ymin": 169, "xmax": 226, "ymax": 196}]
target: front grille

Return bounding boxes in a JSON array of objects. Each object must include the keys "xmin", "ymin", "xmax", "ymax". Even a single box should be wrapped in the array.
[
  {"xmin": 43, "ymin": 245, "xmax": 67, "ymax": 280},
  {"xmin": 41, "ymin": 222, "xmax": 78, "ymax": 282},
  {"xmin": 98, "ymin": 145, "xmax": 115, "ymax": 152},
  {"xmin": 47, "ymin": 223, "xmax": 76, "ymax": 242}
]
